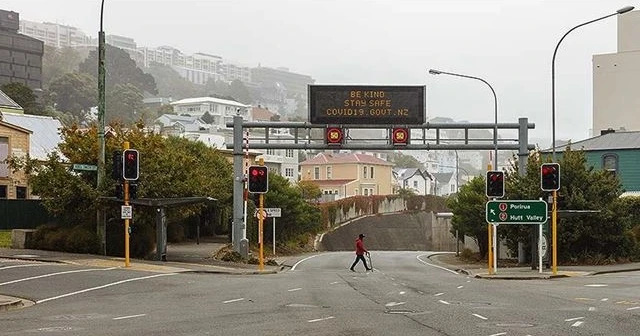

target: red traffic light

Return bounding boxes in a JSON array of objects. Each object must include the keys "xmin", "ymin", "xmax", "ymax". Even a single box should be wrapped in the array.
[
  {"xmin": 326, "ymin": 127, "xmax": 343, "ymax": 145},
  {"xmin": 122, "ymin": 149, "xmax": 139, "ymax": 181},
  {"xmin": 248, "ymin": 165, "xmax": 268, "ymax": 193},
  {"xmin": 541, "ymin": 163, "xmax": 560, "ymax": 191},
  {"xmin": 486, "ymin": 170, "xmax": 505, "ymax": 198},
  {"xmin": 391, "ymin": 127, "xmax": 409, "ymax": 146}
]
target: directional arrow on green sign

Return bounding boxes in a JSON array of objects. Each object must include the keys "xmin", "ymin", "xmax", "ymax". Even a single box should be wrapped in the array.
[{"xmin": 486, "ymin": 200, "xmax": 548, "ymax": 224}]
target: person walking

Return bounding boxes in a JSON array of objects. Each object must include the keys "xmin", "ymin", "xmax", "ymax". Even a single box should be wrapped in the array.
[{"xmin": 350, "ymin": 233, "xmax": 371, "ymax": 272}]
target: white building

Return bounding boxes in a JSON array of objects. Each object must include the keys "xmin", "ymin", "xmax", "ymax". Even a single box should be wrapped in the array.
[
  {"xmin": 393, "ymin": 168, "xmax": 434, "ymax": 196},
  {"xmin": 593, "ymin": 10, "xmax": 640, "ymax": 135},
  {"xmin": 170, "ymin": 97, "xmax": 250, "ymax": 130},
  {"xmin": 18, "ymin": 20, "xmax": 92, "ymax": 48}
]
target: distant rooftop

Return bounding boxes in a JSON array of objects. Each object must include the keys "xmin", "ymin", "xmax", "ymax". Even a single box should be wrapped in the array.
[
  {"xmin": 2, "ymin": 113, "xmax": 63, "ymax": 160},
  {"xmin": 171, "ymin": 96, "xmax": 249, "ymax": 108},
  {"xmin": 546, "ymin": 131, "xmax": 640, "ymax": 152}
]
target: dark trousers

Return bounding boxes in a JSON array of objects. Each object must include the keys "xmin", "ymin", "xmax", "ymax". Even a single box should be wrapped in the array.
[{"xmin": 350, "ymin": 254, "xmax": 369, "ymax": 270}]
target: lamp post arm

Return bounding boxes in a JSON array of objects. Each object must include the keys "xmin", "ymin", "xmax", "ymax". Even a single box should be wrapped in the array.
[{"xmin": 551, "ymin": 12, "xmax": 618, "ymax": 161}]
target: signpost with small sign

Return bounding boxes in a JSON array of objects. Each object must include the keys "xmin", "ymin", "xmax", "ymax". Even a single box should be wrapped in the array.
[{"xmin": 254, "ymin": 208, "xmax": 281, "ymax": 255}]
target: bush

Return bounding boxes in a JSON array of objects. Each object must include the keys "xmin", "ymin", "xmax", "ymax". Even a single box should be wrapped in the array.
[{"xmin": 29, "ymin": 224, "xmax": 99, "ymax": 254}]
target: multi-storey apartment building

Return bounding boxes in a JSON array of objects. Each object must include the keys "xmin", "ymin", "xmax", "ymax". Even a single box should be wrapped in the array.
[
  {"xmin": 593, "ymin": 10, "xmax": 640, "ymax": 134},
  {"xmin": 170, "ymin": 96, "xmax": 250, "ymax": 130},
  {"xmin": 18, "ymin": 19, "xmax": 92, "ymax": 48},
  {"xmin": 251, "ymin": 66, "xmax": 315, "ymax": 99},
  {"xmin": 0, "ymin": 10, "xmax": 43, "ymax": 89}
]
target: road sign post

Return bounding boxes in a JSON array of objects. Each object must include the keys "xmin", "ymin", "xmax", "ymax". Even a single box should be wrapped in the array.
[{"xmin": 486, "ymin": 200, "xmax": 548, "ymax": 224}]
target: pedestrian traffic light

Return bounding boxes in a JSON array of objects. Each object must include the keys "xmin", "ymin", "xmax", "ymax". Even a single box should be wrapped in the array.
[
  {"xmin": 541, "ymin": 163, "xmax": 560, "ymax": 191},
  {"xmin": 122, "ymin": 149, "xmax": 139, "ymax": 181},
  {"xmin": 248, "ymin": 165, "xmax": 268, "ymax": 193},
  {"xmin": 486, "ymin": 170, "xmax": 504, "ymax": 198},
  {"xmin": 111, "ymin": 151, "xmax": 122, "ymax": 180}
]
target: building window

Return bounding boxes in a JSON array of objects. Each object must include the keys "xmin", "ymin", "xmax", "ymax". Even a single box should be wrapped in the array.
[
  {"xmin": 285, "ymin": 168, "xmax": 294, "ymax": 177},
  {"xmin": 0, "ymin": 137, "xmax": 7, "ymax": 178},
  {"xmin": 314, "ymin": 167, "xmax": 320, "ymax": 180},
  {"xmin": 266, "ymin": 149, "xmax": 276, "ymax": 155},
  {"xmin": 602, "ymin": 153, "xmax": 618, "ymax": 175},
  {"xmin": 16, "ymin": 186, "xmax": 27, "ymax": 199},
  {"xmin": 285, "ymin": 149, "xmax": 294, "ymax": 158},
  {"xmin": 370, "ymin": 166, "xmax": 374, "ymax": 179},
  {"xmin": 333, "ymin": 189, "xmax": 339, "ymax": 195},
  {"xmin": 326, "ymin": 166, "xmax": 332, "ymax": 179},
  {"xmin": 0, "ymin": 185, "xmax": 6, "ymax": 198},
  {"xmin": 413, "ymin": 181, "xmax": 418, "ymax": 188},
  {"xmin": 363, "ymin": 166, "xmax": 368, "ymax": 179},
  {"xmin": 363, "ymin": 188, "xmax": 369, "ymax": 196}
]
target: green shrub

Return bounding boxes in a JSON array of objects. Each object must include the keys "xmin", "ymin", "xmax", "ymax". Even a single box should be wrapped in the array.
[{"xmin": 64, "ymin": 226, "xmax": 99, "ymax": 254}]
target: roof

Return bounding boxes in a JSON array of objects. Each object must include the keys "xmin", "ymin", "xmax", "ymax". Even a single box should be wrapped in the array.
[
  {"xmin": 0, "ymin": 89, "xmax": 22, "ymax": 109},
  {"xmin": 547, "ymin": 131, "xmax": 640, "ymax": 152},
  {"xmin": 393, "ymin": 168, "xmax": 432, "ymax": 181},
  {"xmin": 155, "ymin": 114, "xmax": 208, "ymax": 132},
  {"xmin": 300, "ymin": 153, "xmax": 394, "ymax": 166},
  {"xmin": 432, "ymin": 172, "xmax": 454, "ymax": 184},
  {"xmin": 0, "ymin": 120, "xmax": 31, "ymax": 134},
  {"xmin": 2, "ymin": 113, "xmax": 63, "ymax": 160},
  {"xmin": 251, "ymin": 106, "xmax": 277, "ymax": 121},
  {"xmin": 170, "ymin": 96, "xmax": 249, "ymax": 108}
]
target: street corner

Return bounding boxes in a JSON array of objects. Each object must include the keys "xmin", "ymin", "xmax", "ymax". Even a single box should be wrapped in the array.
[{"xmin": 0, "ymin": 295, "xmax": 35, "ymax": 312}]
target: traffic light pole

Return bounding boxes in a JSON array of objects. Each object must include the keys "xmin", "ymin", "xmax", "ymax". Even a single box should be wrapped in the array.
[
  {"xmin": 123, "ymin": 141, "xmax": 131, "ymax": 268},
  {"xmin": 259, "ymin": 193, "xmax": 265, "ymax": 271},
  {"xmin": 552, "ymin": 190, "xmax": 557, "ymax": 275}
]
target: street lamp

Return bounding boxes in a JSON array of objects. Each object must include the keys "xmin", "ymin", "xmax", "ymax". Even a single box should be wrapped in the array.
[
  {"xmin": 96, "ymin": 0, "xmax": 107, "ymax": 254},
  {"xmin": 429, "ymin": 69, "xmax": 498, "ymax": 170},
  {"xmin": 551, "ymin": 5, "xmax": 634, "ymax": 160}
]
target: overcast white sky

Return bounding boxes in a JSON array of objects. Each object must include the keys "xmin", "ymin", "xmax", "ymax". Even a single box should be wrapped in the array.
[{"xmin": 3, "ymin": 0, "xmax": 637, "ymax": 145}]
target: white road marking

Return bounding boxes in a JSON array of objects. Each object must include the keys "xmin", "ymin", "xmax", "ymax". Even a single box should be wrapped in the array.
[
  {"xmin": 626, "ymin": 306, "xmax": 640, "ymax": 311},
  {"xmin": 572, "ymin": 321, "xmax": 584, "ymax": 327},
  {"xmin": 287, "ymin": 288, "xmax": 302, "ymax": 292},
  {"xmin": 601, "ymin": 298, "xmax": 609, "ymax": 301},
  {"xmin": 488, "ymin": 333, "xmax": 507, "ymax": 336},
  {"xmin": 399, "ymin": 291, "xmax": 406, "ymax": 295},
  {"xmin": 291, "ymin": 254, "xmax": 321, "ymax": 271},
  {"xmin": 589, "ymin": 307, "xmax": 596, "ymax": 311},
  {"xmin": 36, "ymin": 273, "xmax": 176, "ymax": 304},
  {"xmin": 584, "ymin": 284, "xmax": 608, "ymax": 287},
  {"xmin": 223, "ymin": 298, "xmax": 245, "ymax": 304},
  {"xmin": 1, "ymin": 267, "xmax": 118, "ymax": 286},
  {"xmin": 113, "ymin": 314, "xmax": 146, "ymax": 320},
  {"xmin": 472, "ymin": 313, "xmax": 487, "ymax": 320},
  {"xmin": 307, "ymin": 316, "xmax": 335, "ymax": 323},
  {"xmin": 416, "ymin": 255, "xmax": 458, "ymax": 274},
  {"xmin": 0, "ymin": 264, "xmax": 43, "ymax": 270},
  {"xmin": 434, "ymin": 292, "xmax": 445, "ymax": 296},
  {"xmin": 385, "ymin": 302, "xmax": 406, "ymax": 307},
  {"xmin": 565, "ymin": 317, "xmax": 584, "ymax": 322},
  {"xmin": 438, "ymin": 300, "xmax": 450, "ymax": 305},
  {"xmin": 457, "ymin": 285, "xmax": 464, "ymax": 289},
  {"xmin": 329, "ymin": 281, "xmax": 340, "ymax": 285}
]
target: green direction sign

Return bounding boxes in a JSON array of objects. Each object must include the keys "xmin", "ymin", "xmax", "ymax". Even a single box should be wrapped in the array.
[
  {"xmin": 72, "ymin": 163, "xmax": 98, "ymax": 171},
  {"xmin": 486, "ymin": 200, "xmax": 548, "ymax": 224}
]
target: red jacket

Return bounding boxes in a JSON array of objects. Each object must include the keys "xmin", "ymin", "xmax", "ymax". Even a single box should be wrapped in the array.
[{"xmin": 355, "ymin": 238, "xmax": 367, "ymax": 255}]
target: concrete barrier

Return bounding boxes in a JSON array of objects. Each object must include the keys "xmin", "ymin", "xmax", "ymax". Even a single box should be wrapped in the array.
[{"xmin": 11, "ymin": 229, "xmax": 36, "ymax": 249}]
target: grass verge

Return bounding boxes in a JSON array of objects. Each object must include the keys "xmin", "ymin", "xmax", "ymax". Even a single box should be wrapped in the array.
[{"xmin": 0, "ymin": 230, "xmax": 11, "ymax": 248}]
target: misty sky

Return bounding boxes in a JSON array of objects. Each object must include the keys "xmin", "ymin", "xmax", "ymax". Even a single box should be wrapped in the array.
[{"xmin": 3, "ymin": 0, "xmax": 636, "ymax": 145}]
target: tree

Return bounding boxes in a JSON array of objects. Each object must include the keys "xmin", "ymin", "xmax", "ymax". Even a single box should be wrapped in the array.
[
  {"xmin": 106, "ymin": 83, "xmax": 144, "ymax": 124},
  {"xmin": 389, "ymin": 152, "xmax": 422, "ymax": 168},
  {"xmin": 297, "ymin": 180, "xmax": 321, "ymax": 201},
  {"xmin": 144, "ymin": 64, "xmax": 201, "ymax": 99},
  {"xmin": 42, "ymin": 46, "xmax": 85, "ymax": 88},
  {"xmin": 447, "ymin": 176, "xmax": 489, "ymax": 258},
  {"xmin": 47, "ymin": 72, "xmax": 97, "ymax": 119},
  {"xmin": 228, "ymin": 79, "xmax": 252, "ymax": 104},
  {"xmin": 0, "ymin": 82, "xmax": 40, "ymax": 115},
  {"xmin": 79, "ymin": 45, "xmax": 157, "ymax": 95}
]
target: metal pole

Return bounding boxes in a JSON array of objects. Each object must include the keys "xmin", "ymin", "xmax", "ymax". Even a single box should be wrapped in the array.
[
  {"xmin": 272, "ymin": 217, "xmax": 276, "ymax": 256},
  {"xmin": 551, "ymin": 7, "xmax": 633, "ymax": 161},
  {"xmin": 552, "ymin": 189, "xmax": 558, "ymax": 275},
  {"xmin": 123, "ymin": 141, "xmax": 130, "ymax": 268},
  {"xmin": 538, "ymin": 223, "xmax": 543, "ymax": 274},
  {"xmin": 96, "ymin": 0, "xmax": 107, "ymax": 255},
  {"xmin": 493, "ymin": 224, "xmax": 498, "ymax": 274},
  {"xmin": 232, "ymin": 115, "xmax": 247, "ymax": 257}
]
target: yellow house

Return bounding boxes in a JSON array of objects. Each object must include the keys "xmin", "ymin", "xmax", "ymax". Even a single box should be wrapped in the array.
[
  {"xmin": 0, "ymin": 120, "xmax": 31, "ymax": 199},
  {"xmin": 300, "ymin": 152, "xmax": 394, "ymax": 199}
]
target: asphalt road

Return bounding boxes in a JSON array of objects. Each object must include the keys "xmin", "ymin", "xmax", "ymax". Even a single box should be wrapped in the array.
[{"xmin": 2, "ymin": 251, "xmax": 639, "ymax": 335}]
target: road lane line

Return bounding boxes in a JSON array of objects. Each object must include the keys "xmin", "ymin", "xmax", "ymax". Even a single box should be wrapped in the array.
[
  {"xmin": 588, "ymin": 307, "xmax": 596, "ymax": 311},
  {"xmin": 288, "ymin": 288, "xmax": 302, "ymax": 292},
  {"xmin": 571, "ymin": 321, "xmax": 584, "ymax": 327},
  {"xmin": 416, "ymin": 255, "xmax": 458, "ymax": 274},
  {"xmin": 438, "ymin": 300, "xmax": 450, "ymax": 305},
  {"xmin": 223, "ymin": 298, "xmax": 245, "ymax": 304},
  {"xmin": 434, "ymin": 292, "xmax": 444, "ymax": 296},
  {"xmin": 457, "ymin": 285, "xmax": 464, "ymax": 289},
  {"xmin": 0, "ymin": 264, "xmax": 44, "ymax": 270},
  {"xmin": 329, "ymin": 281, "xmax": 340, "ymax": 285},
  {"xmin": 472, "ymin": 313, "xmax": 488, "ymax": 320},
  {"xmin": 601, "ymin": 298, "xmax": 609, "ymax": 301},
  {"xmin": 113, "ymin": 314, "xmax": 146, "ymax": 320},
  {"xmin": 308, "ymin": 316, "xmax": 335, "ymax": 323},
  {"xmin": 399, "ymin": 291, "xmax": 406, "ymax": 295},
  {"xmin": 36, "ymin": 273, "xmax": 176, "ymax": 304},
  {"xmin": 488, "ymin": 333, "xmax": 506, "ymax": 336},
  {"xmin": 1, "ymin": 267, "xmax": 118, "ymax": 286},
  {"xmin": 385, "ymin": 302, "xmax": 406, "ymax": 307},
  {"xmin": 626, "ymin": 306, "xmax": 640, "ymax": 311},
  {"xmin": 584, "ymin": 284, "xmax": 608, "ymax": 287},
  {"xmin": 291, "ymin": 254, "xmax": 321, "ymax": 270},
  {"xmin": 565, "ymin": 317, "xmax": 584, "ymax": 322}
]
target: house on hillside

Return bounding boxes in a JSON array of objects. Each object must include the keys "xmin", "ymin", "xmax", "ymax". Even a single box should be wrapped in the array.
[
  {"xmin": 0, "ymin": 119, "xmax": 30, "ymax": 198},
  {"xmin": 251, "ymin": 106, "xmax": 278, "ymax": 122},
  {"xmin": 170, "ymin": 97, "xmax": 250, "ymax": 130},
  {"xmin": 432, "ymin": 172, "xmax": 457, "ymax": 196},
  {"xmin": 299, "ymin": 152, "xmax": 394, "ymax": 201},
  {"xmin": 547, "ymin": 130, "xmax": 640, "ymax": 195},
  {"xmin": 154, "ymin": 114, "xmax": 209, "ymax": 136},
  {"xmin": 393, "ymin": 168, "xmax": 434, "ymax": 195}
]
